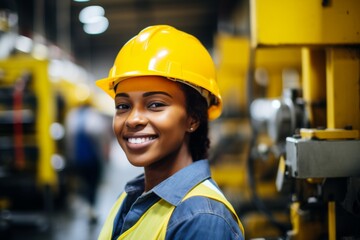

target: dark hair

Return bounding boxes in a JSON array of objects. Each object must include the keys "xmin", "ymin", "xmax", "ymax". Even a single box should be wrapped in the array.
[{"xmin": 178, "ymin": 83, "xmax": 210, "ymax": 161}]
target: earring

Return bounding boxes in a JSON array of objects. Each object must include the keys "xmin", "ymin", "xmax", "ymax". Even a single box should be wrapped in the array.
[{"xmin": 189, "ymin": 127, "xmax": 194, "ymax": 132}]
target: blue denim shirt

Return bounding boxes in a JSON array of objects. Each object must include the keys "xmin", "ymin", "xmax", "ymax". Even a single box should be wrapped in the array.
[{"xmin": 111, "ymin": 160, "xmax": 244, "ymax": 240}]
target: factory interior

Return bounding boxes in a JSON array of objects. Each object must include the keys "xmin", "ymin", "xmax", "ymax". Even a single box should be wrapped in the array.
[{"xmin": 0, "ymin": 0, "xmax": 359, "ymax": 239}]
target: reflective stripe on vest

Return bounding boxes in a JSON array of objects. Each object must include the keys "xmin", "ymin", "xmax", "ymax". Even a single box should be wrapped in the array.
[{"xmin": 98, "ymin": 180, "xmax": 245, "ymax": 240}]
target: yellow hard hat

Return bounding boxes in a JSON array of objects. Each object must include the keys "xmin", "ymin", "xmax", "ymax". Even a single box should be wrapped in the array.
[{"xmin": 96, "ymin": 25, "xmax": 222, "ymax": 120}]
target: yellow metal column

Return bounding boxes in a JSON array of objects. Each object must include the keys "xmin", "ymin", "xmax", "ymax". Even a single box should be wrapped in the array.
[
  {"xmin": 326, "ymin": 48, "xmax": 360, "ymax": 130},
  {"xmin": 288, "ymin": 202, "xmax": 324, "ymax": 240},
  {"xmin": 301, "ymin": 48, "xmax": 327, "ymax": 128},
  {"xmin": 32, "ymin": 59, "xmax": 58, "ymax": 187},
  {"xmin": 328, "ymin": 201, "xmax": 336, "ymax": 240}
]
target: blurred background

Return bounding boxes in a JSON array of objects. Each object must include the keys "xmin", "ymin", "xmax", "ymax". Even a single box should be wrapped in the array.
[{"xmin": 0, "ymin": 0, "xmax": 359, "ymax": 239}]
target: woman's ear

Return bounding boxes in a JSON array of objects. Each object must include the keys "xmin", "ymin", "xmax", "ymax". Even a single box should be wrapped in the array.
[{"xmin": 187, "ymin": 116, "xmax": 200, "ymax": 133}]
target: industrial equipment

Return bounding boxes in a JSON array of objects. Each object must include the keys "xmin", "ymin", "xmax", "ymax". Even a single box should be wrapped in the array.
[
  {"xmin": 248, "ymin": 0, "xmax": 360, "ymax": 239},
  {"xmin": 0, "ymin": 55, "xmax": 58, "ymax": 233},
  {"xmin": 0, "ymin": 51, "xmax": 95, "ymax": 236}
]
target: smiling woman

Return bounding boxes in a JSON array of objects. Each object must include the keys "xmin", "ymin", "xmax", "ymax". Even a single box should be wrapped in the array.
[
  {"xmin": 114, "ymin": 76, "xmax": 191, "ymax": 173},
  {"xmin": 95, "ymin": 25, "xmax": 244, "ymax": 240}
]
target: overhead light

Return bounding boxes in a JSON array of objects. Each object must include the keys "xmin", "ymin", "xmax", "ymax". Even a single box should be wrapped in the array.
[
  {"xmin": 83, "ymin": 16, "xmax": 109, "ymax": 34},
  {"xmin": 73, "ymin": 0, "xmax": 90, "ymax": 2},
  {"xmin": 79, "ymin": 5, "xmax": 108, "ymax": 35},
  {"xmin": 79, "ymin": 5, "xmax": 105, "ymax": 24}
]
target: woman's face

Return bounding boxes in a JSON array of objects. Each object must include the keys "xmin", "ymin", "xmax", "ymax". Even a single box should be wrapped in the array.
[{"xmin": 113, "ymin": 76, "xmax": 195, "ymax": 168}]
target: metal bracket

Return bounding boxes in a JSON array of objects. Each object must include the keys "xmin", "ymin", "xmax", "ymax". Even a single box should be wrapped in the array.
[{"xmin": 286, "ymin": 137, "xmax": 360, "ymax": 178}]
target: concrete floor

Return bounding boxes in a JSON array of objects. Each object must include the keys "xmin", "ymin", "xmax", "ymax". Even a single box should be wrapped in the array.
[{"xmin": 1, "ymin": 142, "xmax": 143, "ymax": 240}]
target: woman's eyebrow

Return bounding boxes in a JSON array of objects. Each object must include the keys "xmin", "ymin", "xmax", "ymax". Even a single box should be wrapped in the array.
[
  {"xmin": 143, "ymin": 91, "xmax": 173, "ymax": 98},
  {"xmin": 115, "ymin": 93, "xmax": 129, "ymax": 98}
]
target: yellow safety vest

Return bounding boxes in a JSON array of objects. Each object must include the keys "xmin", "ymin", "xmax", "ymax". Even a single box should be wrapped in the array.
[{"xmin": 98, "ymin": 180, "xmax": 244, "ymax": 240}]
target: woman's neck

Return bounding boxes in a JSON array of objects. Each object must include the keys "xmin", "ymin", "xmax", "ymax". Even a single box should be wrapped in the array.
[{"xmin": 143, "ymin": 150, "xmax": 193, "ymax": 192}]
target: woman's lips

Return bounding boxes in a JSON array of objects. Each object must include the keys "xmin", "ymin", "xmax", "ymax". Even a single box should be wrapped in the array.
[{"xmin": 124, "ymin": 135, "xmax": 158, "ymax": 150}]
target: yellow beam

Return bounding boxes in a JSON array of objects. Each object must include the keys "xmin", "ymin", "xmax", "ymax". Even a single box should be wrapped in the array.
[
  {"xmin": 250, "ymin": 0, "xmax": 360, "ymax": 47},
  {"xmin": 326, "ymin": 48, "xmax": 360, "ymax": 131},
  {"xmin": 300, "ymin": 128, "xmax": 359, "ymax": 140},
  {"xmin": 215, "ymin": 35, "xmax": 250, "ymax": 111}
]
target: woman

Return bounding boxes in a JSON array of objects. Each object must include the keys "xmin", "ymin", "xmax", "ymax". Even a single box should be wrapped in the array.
[{"xmin": 96, "ymin": 25, "xmax": 244, "ymax": 239}]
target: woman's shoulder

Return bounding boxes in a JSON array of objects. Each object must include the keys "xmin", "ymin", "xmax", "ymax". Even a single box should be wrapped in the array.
[
  {"xmin": 167, "ymin": 196, "xmax": 243, "ymax": 239},
  {"xmin": 172, "ymin": 195, "xmax": 237, "ymax": 221}
]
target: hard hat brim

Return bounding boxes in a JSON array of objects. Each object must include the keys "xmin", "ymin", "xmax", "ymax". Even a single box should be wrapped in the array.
[{"xmin": 95, "ymin": 75, "xmax": 222, "ymax": 120}]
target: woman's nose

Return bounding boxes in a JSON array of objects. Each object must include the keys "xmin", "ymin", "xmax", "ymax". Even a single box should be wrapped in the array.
[{"xmin": 125, "ymin": 108, "xmax": 147, "ymax": 129}]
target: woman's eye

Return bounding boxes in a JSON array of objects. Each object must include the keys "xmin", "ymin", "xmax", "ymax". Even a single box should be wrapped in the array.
[
  {"xmin": 115, "ymin": 103, "xmax": 130, "ymax": 110},
  {"xmin": 148, "ymin": 102, "xmax": 166, "ymax": 109}
]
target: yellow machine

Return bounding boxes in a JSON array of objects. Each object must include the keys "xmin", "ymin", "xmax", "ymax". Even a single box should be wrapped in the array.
[
  {"xmin": 210, "ymin": 0, "xmax": 359, "ymax": 239},
  {"xmin": 0, "ymin": 53, "xmax": 94, "ymax": 231},
  {"xmin": 0, "ymin": 55, "xmax": 58, "ymax": 229},
  {"xmin": 247, "ymin": 0, "xmax": 360, "ymax": 239}
]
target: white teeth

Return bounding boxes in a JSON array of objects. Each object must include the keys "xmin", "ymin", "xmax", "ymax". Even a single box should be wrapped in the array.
[{"xmin": 128, "ymin": 137, "xmax": 154, "ymax": 144}]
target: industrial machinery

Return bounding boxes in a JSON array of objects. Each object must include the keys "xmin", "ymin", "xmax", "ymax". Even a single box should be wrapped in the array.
[
  {"xmin": 0, "ymin": 50, "xmax": 95, "ymax": 236},
  {"xmin": 211, "ymin": 35, "xmax": 303, "ymax": 239},
  {"xmin": 247, "ymin": 0, "xmax": 360, "ymax": 239},
  {"xmin": 0, "ymin": 55, "xmax": 59, "ymax": 233}
]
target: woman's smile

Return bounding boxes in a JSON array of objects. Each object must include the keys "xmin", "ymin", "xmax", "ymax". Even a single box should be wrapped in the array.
[
  {"xmin": 127, "ymin": 136, "xmax": 157, "ymax": 144},
  {"xmin": 124, "ymin": 134, "xmax": 158, "ymax": 151}
]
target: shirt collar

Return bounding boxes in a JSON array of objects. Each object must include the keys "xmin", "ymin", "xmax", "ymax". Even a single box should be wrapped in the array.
[
  {"xmin": 123, "ymin": 160, "xmax": 211, "ymax": 206},
  {"xmin": 124, "ymin": 173, "xmax": 145, "ymax": 194}
]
